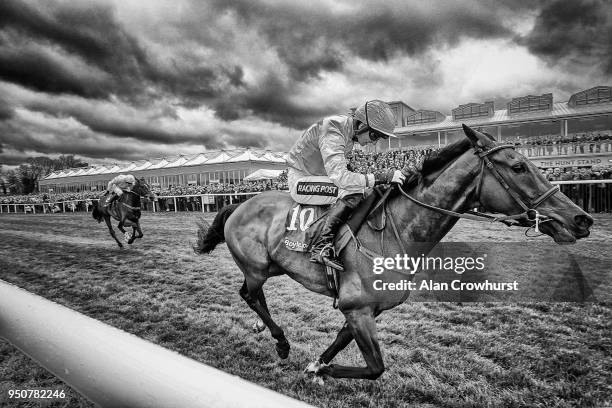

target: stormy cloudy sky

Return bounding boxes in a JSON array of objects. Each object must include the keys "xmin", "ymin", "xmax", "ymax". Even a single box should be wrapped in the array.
[{"xmin": 0, "ymin": 0, "xmax": 611, "ymax": 167}]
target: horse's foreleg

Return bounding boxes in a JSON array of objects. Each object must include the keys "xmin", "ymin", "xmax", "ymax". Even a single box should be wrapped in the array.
[
  {"xmin": 239, "ymin": 280, "xmax": 290, "ymax": 359},
  {"xmin": 104, "ymin": 217, "xmax": 123, "ymax": 248},
  {"xmin": 317, "ymin": 308, "xmax": 384, "ymax": 380}
]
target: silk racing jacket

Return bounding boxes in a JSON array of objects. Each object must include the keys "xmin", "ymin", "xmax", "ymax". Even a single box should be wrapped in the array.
[{"xmin": 287, "ymin": 114, "xmax": 372, "ymax": 193}]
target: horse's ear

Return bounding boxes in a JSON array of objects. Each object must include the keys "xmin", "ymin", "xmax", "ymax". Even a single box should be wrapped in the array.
[{"xmin": 462, "ymin": 124, "xmax": 494, "ymax": 148}]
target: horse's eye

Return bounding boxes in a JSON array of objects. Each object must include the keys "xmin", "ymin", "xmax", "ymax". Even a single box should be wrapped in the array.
[{"xmin": 512, "ymin": 163, "xmax": 526, "ymax": 173}]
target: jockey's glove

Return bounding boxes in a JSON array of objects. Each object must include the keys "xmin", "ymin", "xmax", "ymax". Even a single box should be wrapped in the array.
[{"xmin": 373, "ymin": 170, "xmax": 406, "ymax": 185}]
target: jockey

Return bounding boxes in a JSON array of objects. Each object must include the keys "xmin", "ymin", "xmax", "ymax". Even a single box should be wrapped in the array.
[
  {"xmin": 105, "ymin": 174, "xmax": 136, "ymax": 207},
  {"xmin": 287, "ymin": 100, "xmax": 407, "ymax": 271}
]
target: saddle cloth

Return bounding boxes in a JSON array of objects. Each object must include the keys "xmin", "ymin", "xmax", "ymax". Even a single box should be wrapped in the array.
[{"xmin": 283, "ymin": 186, "xmax": 389, "ymax": 253}]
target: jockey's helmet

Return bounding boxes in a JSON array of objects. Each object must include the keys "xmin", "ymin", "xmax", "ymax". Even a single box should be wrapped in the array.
[{"xmin": 353, "ymin": 100, "xmax": 397, "ymax": 139}]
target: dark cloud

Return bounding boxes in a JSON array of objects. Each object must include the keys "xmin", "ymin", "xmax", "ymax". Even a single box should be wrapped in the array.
[
  {"xmin": 215, "ymin": 74, "xmax": 335, "ymax": 128},
  {"xmin": 207, "ymin": 0, "xmax": 519, "ymax": 80},
  {"xmin": 0, "ymin": 0, "xmax": 245, "ymax": 105},
  {"xmin": 519, "ymin": 0, "xmax": 612, "ymax": 74},
  {"xmin": 222, "ymin": 129, "xmax": 267, "ymax": 149},
  {"xmin": 0, "ymin": 120, "xmax": 203, "ymax": 162},
  {"xmin": 0, "ymin": 96, "xmax": 14, "ymax": 120},
  {"xmin": 22, "ymin": 100, "xmax": 224, "ymax": 149},
  {"xmin": 0, "ymin": 0, "xmax": 148, "ymax": 99},
  {"xmin": 0, "ymin": 151, "xmax": 31, "ymax": 166},
  {"xmin": 0, "ymin": 42, "xmax": 110, "ymax": 98}
]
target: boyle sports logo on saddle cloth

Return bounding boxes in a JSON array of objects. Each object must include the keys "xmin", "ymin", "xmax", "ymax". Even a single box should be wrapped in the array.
[{"xmin": 284, "ymin": 204, "xmax": 327, "ymax": 252}]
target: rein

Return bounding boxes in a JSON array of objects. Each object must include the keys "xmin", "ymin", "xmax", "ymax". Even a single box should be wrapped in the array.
[{"xmin": 397, "ymin": 144, "xmax": 560, "ymax": 232}]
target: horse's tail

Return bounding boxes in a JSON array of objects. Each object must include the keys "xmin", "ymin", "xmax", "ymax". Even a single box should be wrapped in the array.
[
  {"xmin": 92, "ymin": 202, "xmax": 103, "ymax": 223},
  {"xmin": 194, "ymin": 203, "xmax": 241, "ymax": 254}
]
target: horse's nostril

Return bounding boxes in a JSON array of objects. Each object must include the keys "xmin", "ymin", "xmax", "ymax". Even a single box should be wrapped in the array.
[{"xmin": 575, "ymin": 214, "xmax": 593, "ymax": 229}]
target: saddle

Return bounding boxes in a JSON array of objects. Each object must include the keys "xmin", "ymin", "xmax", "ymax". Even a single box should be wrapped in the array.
[{"xmin": 283, "ymin": 186, "xmax": 390, "ymax": 306}]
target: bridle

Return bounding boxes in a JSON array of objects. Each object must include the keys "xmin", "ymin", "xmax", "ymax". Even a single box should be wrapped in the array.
[{"xmin": 397, "ymin": 143, "xmax": 560, "ymax": 232}]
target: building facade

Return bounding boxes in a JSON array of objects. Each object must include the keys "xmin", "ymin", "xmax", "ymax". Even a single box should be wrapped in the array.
[{"xmin": 39, "ymin": 149, "xmax": 287, "ymax": 193}]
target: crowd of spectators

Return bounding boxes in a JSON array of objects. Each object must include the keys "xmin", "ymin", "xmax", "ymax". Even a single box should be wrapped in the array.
[
  {"xmin": 504, "ymin": 131, "xmax": 612, "ymax": 157},
  {"xmin": 348, "ymin": 145, "xmax": 436, "ymax": 174},
  {"xmin": 154, "ymin": 179, "xmax": 288, "ymax": 197},
  {"xmin": 542, "ymin": 164, "xmax": 612, "ymax": 181},
  {"xmin": 2, "ymin": 145, "xmax": 611, "ymax": 206},
  {"xmin": 0, "ymin": 191, "xmax": 98, "ymax": 205}
]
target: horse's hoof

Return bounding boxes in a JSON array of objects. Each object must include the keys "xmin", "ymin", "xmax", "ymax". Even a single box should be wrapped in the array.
[
  {"xmin": 124, "ymin": 232, "xmax": 132, "ymax": 241},
  {"xmin": 252, "ymin": 320, "xmax": 266, "ymax": 333},
  {"xmin": 311, "ymin": 376, "xmax": 325, "ymax": 386},
  {"xmin": 275, "ymin": 341, "xmax": 290, "ymax": 359},
  {"xmin": 304, "ymin": 360, "xmax": 330, "ymax": 375}
]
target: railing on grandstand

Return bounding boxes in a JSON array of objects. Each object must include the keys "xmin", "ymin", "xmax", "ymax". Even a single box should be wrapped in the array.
[
  {"xmin": 0, "ymin": 191, "xmax": 278, "ymax": 215},
  {"xmin": 1, "ymin": 182, "xmax": 612, "ymax": 214}
]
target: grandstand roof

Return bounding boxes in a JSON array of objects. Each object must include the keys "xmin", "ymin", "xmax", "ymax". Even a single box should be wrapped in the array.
[
  {"xmin": 132, "ymin": 161, "xmax": 153, "ymax": 171},
  {"xmin": 42, "ymin": 148, "xmax": 288, "ymax": 180},
  {"xmin": 397, "ymin": 101, "xmax": 612, "ymax": 135},
  {"xmin": 147, "ymin": 159, "xmax": 170, "ymax": 169}
]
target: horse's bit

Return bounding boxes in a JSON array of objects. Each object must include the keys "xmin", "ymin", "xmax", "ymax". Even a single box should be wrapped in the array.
[{"xmin": 398, "ymin": 144, "xmax": 560, "ymax": 232}]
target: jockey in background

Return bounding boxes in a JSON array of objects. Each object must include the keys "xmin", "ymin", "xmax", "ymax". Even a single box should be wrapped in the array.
[
  {"xmin": 287, "ymin": 100, "xmax": 409, "ymax": 271},
  {"xmin": 104, "ymin": 174, "xmax": 136, "ymax": 207}
]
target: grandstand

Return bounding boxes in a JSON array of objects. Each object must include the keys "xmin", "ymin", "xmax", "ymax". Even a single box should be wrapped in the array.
[
  {"xmin": 39, "ymin": 149, "xmax": 287, "ymax": 193},
  {"xmin": 380, "ymin": 86, "xmax": 612, "ymax": 173}
]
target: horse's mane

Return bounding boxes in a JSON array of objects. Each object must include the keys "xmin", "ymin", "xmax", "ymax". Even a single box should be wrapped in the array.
[{"xmin": 403, "ymin": 138, "xmax": 473, "ymax": 189}]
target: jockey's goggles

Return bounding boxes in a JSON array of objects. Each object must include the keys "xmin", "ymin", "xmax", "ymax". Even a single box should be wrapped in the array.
[
  {"xmin": 355, "ymin": 126, "xmax": 387, "ymax": 142},
  {"xmin": 369, "ymin": 129, "xmax": 388, "ymax": 141}
]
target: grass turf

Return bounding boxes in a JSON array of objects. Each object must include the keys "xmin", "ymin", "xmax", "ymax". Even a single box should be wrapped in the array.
[{"xmin": 0, "ymin": 212, "xmax": 610, "ymax": 408}]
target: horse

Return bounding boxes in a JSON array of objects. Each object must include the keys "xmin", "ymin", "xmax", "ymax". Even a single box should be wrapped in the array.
[
  {"xmin": 193, "ymin": 124, "xmax": 593, "ymax": 380},
  {"xmin": 92, "ymin": 178, "xmax": 154, "ymax": 248}
]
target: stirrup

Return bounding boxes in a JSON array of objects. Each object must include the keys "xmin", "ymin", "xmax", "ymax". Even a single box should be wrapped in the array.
[{"xmin": 311, "ymin": 243, "xmax": 344, "ymax": 272}]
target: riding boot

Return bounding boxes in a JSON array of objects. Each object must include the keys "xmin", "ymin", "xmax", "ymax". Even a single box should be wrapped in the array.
[{"xmin": 310, "ymin": 194, "xmax": 362, "ymax": 271}]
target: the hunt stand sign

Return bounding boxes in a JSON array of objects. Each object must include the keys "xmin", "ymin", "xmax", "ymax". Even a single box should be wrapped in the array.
[{"xmin": 532, "ymin": 154, "xmax": 612, "ymax": 168}]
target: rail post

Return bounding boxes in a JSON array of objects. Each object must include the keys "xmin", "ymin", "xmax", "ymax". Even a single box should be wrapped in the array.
[{"xmin": 0, "ymin": 281, "xmax": 313, "ymax": 408}]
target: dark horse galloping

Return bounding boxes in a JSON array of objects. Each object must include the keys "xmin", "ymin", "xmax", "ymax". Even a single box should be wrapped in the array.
[
  {"xmin": 92, "ymin": 178, "xmax": 154, "ymax": 248},
  {"xmin": 194, "ymin": 124, "xmax": 593, "ymax": 380}
]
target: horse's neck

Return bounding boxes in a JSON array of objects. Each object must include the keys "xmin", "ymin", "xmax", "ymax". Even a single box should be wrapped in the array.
[
  {"xmin": 389, "ymin": 152, "xmax": 479, "ymax": 244},
  {"xmin": 124, "ymin": 192, "xmax": 140, "ymax": 206}
]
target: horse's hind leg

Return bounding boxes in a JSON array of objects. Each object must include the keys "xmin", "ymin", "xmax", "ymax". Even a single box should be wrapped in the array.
[
  {"xmin": 128, "ymin": 224, "xmax": 142, "ymax": 245},
  {"xmin": 238, "ymin": 279, "xmax": 290, "ymax": 359},
  {"xmin": 135, "ymin": 222, "xmax": 143, "ymax": 238},
  {"xmin": 104, "ymin": 217, "xmax": 123, "ymax": 248}
]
